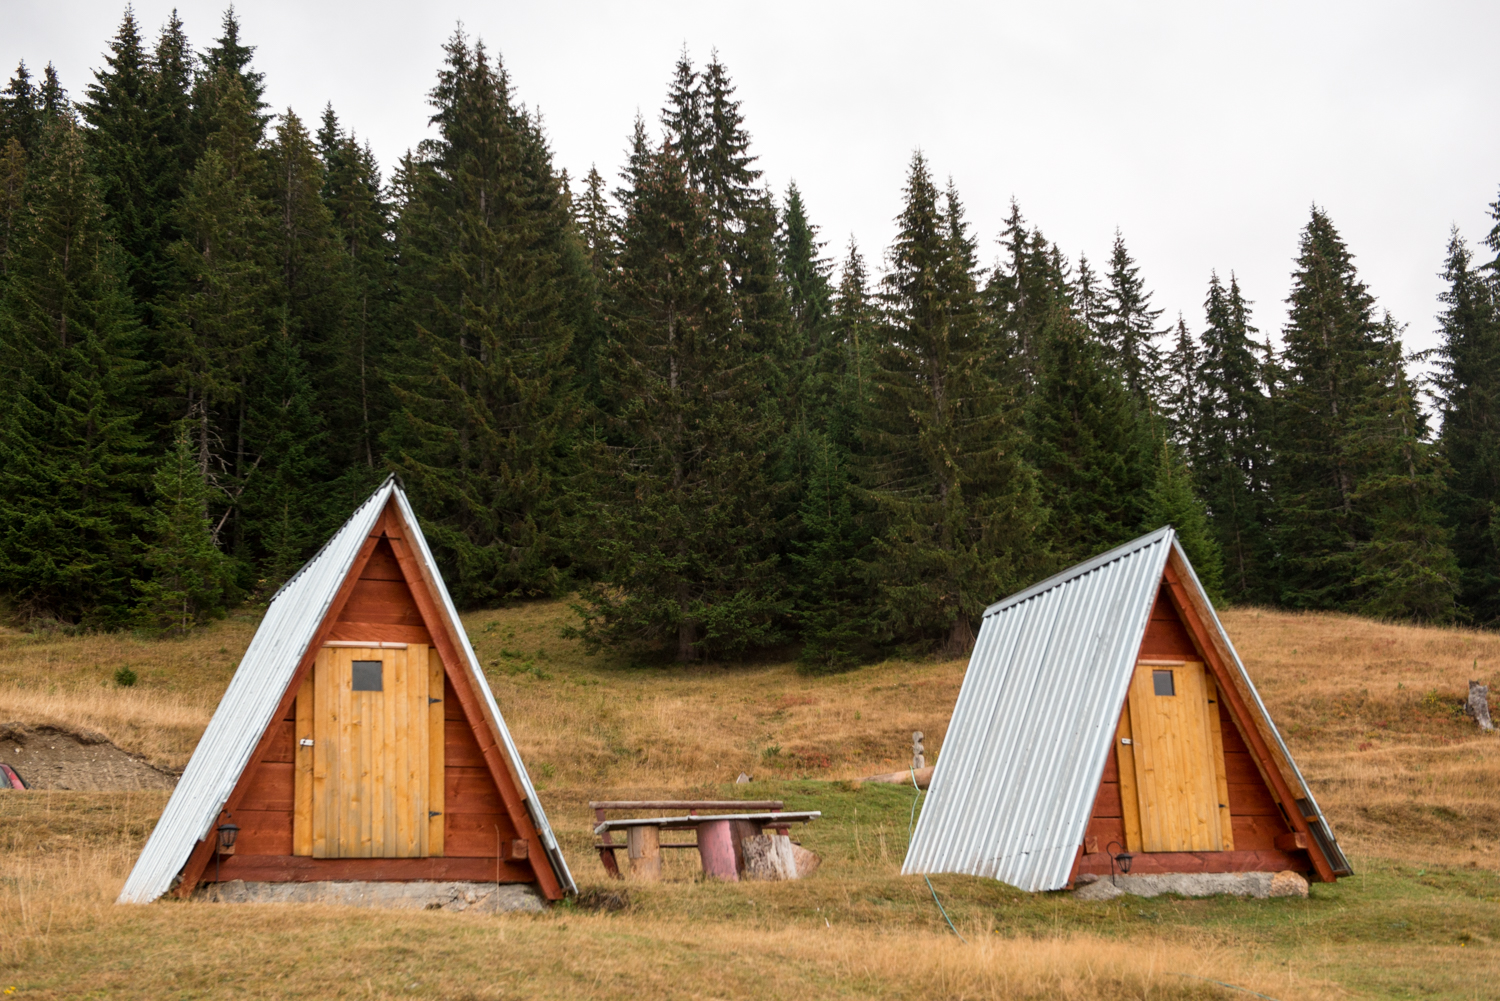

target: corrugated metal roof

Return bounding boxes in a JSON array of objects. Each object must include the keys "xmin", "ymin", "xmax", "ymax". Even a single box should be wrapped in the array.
[
  {"xmin": 119, "ymin": 478, "xmax": 575, "ymax": 903},
  {"xmin": 902, "ymin": 527, "xmax": 1350, "ymax": 891}
]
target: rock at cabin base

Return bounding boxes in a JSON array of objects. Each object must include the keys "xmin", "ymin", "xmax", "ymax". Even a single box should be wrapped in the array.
[
  {"xmin": 1268, "ymin": 870, "xmax": 1309, "ymax": 898},
  {"xmin": 791, "ymin": 843, "xmax": 821, "ymax": 878},
  {"xmin": 1072, "ymin": 871, "xmax": 1308, "ymax": 900}
]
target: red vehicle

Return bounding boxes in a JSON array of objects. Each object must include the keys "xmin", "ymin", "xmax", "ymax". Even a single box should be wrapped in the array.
[{"xmin": 0, "ymin": 763, "xmax": 26, "ymax": 789}]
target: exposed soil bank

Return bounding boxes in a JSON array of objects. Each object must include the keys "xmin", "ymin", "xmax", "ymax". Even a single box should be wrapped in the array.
[{"xmin": 0, "ymin": 721, "xmax": 178, "ymax": 790}]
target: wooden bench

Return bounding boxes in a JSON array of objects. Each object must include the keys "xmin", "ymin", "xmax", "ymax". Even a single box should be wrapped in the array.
[{"xmin": 590, "ymin": 800, "xmax": 820, "ymax": 881}]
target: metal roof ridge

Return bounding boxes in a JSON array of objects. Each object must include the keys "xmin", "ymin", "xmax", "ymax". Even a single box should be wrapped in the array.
[{"xmin": 984, "ymin": 525, "xmax": 1175, "ymax": 616}]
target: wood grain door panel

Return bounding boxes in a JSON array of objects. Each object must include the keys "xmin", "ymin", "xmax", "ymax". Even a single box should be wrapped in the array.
[{"xmin": 1126, "ymin": 660, "xmax": 1224, "ymax": 852}]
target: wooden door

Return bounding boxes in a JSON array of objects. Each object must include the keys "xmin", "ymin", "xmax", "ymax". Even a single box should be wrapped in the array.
[
  {"xmin": 293, "ymin": 645, "xmax": 444, "ymax": 858},
  {"xmin": 1125, "ymin": 660, "xmax": 1225, "ymax": 852}
]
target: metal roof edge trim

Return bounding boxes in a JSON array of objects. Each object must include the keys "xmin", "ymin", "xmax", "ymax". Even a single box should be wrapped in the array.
[
  {"xmin": 983, "ymin": 525, "xmax": 1175, "ymax": 617},
  {"xmin": 1165, "ymin": 539, "xmax": 1352, "ymax": 875},
  {"xmin": 389, "ymin": 490, "xmax": 578, "ymax": 896}
]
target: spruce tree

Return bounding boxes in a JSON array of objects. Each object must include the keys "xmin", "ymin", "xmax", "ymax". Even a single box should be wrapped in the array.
[
  {"xmin": 1272, "ymin": 208, "xmax": 1458, "ymax": 619},
  {"xmin": 0, "ymin": 137, "xmax": 23, "ymax": 273},
  {"xmin": 1102, "ymin": 230, "xmax": 1163, "ymax": 404},
  {"xmin": 986, "ymin": 200, "xmax": 1067, "ymax": 386},
  {"xmin": 386, "ymin": 32, "xmax": 583, "ymax": 605},
  {"xmin": 1192, "ymin": 273, "xmax": 1275, "ymax": 603},
  {"xmin": 0, "ymin": 62, "xmax": 42, "ymax": 153},
  {"xmin": 1433, "ymin": 230, "xmax": 1500, "ymax": 622},
  {"xmin": 317, "ymin": 106, "xmax": 392, "ymax": 478},
  {"xmin": 1028, "ymin": 298, "xmax": 1154, "ymax": 565},
  {"xmin": 576, "ymin": 139, "xmax": 785, "ymax": 661},
  {"xmin": 134, "ymin": 423, "xmax": 237, "ymax": 632},
  {"xmin": 159, "ymin": 73, "xmax": 269, "ymax": 556},
  {"xmin": 82, "ymin": 9, "xmax": 158, "ymax": 309},
  {"xmin": 1162, "ymin": 314, "xmax": 1199, "ymax": 445},
  {"xmin": 861, "ymin": 154, "xmax": 1045, "ymax": 655},
  {"xmin": 0, "ymin": 116, "xmax": 149, "ymax": 624}
]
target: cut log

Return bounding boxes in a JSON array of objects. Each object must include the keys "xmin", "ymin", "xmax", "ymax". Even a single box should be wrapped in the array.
[
  {"xmin": 741, "ymin": 834, "xmax": 798, "ymax": 881},
  {"xmin": 858, "ymin": 766, "xmax": 933, "ymax": 788},
  {"xmin": 696, "ymin": 819, "xmax": 739, "ymax": 881},
  {"xmin": 1465, "ymin": 680, "xmax": 1494, "ymax": 732},
  {"xmin": 626, "ymin": 825, "xmax": 661, "ymax": 882}
]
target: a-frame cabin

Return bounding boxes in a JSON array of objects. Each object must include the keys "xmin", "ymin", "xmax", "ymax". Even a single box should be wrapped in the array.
[
  {"xmin": 903, "ymin": 527, "xmax": 1350, "ymax": 892},
  {"xmin": 120, "ymin": 479, "xmax": 575, "ymax": 904}
]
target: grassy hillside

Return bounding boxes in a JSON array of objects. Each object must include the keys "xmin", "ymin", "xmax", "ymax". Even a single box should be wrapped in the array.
[{"xmin": 1, "ymin": 603, "xmax": 1498, "ymax": 998}]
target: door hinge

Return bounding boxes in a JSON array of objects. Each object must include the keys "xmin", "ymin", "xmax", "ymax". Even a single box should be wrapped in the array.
[
  {"xmin": 429, "ymin": 697, "xmax": 442, "ymax": 704},
  {"xmin": 429, "ymin": 811, "xmax": 442, "ymax": 818}
]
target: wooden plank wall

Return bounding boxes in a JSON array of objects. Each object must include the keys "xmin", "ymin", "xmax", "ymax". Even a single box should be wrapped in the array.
[
  {"xmin": 1078, "ymin": 588, "xmax": 1305, "ymax": 878},
  {"xmin": 206, "ymin": 533, "xmax": 532, "ymax": 883}
]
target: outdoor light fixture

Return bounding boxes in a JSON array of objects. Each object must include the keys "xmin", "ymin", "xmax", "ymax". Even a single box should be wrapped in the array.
[
  {"xmin": 213, "ymin": 815, "xmax": 240, "ymax": 885},
  {"xmin": 1106, "ymin": 841, "xmax": 1134, "ymax": 886}
]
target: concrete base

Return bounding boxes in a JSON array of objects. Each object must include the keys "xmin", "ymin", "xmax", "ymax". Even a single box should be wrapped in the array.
[
  {"xmin": 1072, "ymin": 870, "xmax": 1309, "ymax": 901},
  {"xmin": 195, "ymin": 880, "xmax": 548, "ymax": 913}
]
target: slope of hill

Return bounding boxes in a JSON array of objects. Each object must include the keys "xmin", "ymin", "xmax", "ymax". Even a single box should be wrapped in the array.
[{"xmin": 0, "ymin": 602, "xmax": 1497, "ymax": 998}]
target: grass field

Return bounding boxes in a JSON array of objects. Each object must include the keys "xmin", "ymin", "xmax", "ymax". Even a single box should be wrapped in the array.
[{"xmin": 1, "ymin": 603, "xmax": 1498, "ymax": 999}]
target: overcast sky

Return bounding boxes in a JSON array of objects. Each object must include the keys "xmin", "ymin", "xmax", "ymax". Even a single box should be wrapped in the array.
[{"xmin": 7, "ymin": 2, "xmax": 1499, "ymax": 360}]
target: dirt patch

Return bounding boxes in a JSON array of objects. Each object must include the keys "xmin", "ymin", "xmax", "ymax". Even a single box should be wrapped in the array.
[{"xmin": 0, "ymin": 722, "xmax": 178, "ymax": 791}]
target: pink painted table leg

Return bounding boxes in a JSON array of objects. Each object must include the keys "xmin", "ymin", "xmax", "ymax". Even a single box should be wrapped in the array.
[{"xmin": 696, "ymin": 819, "xmax": 739, "ymax": 881}]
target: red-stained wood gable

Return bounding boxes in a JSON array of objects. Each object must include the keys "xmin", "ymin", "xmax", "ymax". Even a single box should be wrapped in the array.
[
  {"xmin": 1077, "ymin": 585, "xmax": 1305, "ymax": 879},
  {"xmin": 192, "ymin": 510, "xmax": 540, "ymax": 890}
]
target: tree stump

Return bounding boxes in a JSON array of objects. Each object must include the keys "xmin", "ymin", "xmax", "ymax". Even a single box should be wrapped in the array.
[
  {"xmin": 626, "ymin": 825, "xmax": 661, "ymax": 882},
  {"xmin": 741, "ymin": 834, "xmax": 798, "ymax": 880},
  {"xmin": 1465, "ymin": 680, "xmax": 1494, "ymax": 732}
]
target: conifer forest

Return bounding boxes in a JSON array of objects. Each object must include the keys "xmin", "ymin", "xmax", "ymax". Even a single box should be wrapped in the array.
[{"xmin": 3, "ymin": 9, "xmax": 1498, "ymax": 666}]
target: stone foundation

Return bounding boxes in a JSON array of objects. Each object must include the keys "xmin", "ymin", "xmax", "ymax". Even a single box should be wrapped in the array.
[
  {"xmin": 1072, "ymin": 870, "xmax": 1308, "ymax": 901},
  {"xmin": 195, "ymin": 880, "xmax": 548, "ymax": 913}
]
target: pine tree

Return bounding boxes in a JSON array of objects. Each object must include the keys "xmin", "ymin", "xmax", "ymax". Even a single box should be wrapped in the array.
[
  {"xmin": 986, "ymin": 200, "xmax": 1067, "ymax": 386},
  {"xmin": 191, "ymin": 7, "xmax": 269, "ymax": 155},
  {"xmin": 134, "ymin": 423, "xmax": 237, "ymax": 632},
  {"xmin": 1272, "ymin": 208, "xmax": 1458, "ymax": 618},
  {"xmin": 789, "ymin": 435, "xmax": 871, "ymax": 670},
  {"xmin": 0, "ymin": 62, "xmax": 42, "ymax": 153},
  {"xmin": 780, "ymin": 180, "xmax": 833, "ymax": 371},
  {"xmin": 1028, "ymin": 298, "xmax": 1154, "ymax": 565},
  {"xmin": 386, "ymin": 32, "xmax": 584, "ymax": 605},
  {"xmin": 1102, "ymin": 230, "xmax": 1164, "ymax": 403},
  {"xmin": 1162, "ymin": 314, "xmax": 1199, "ymax": 445},
  {"xmin": 1433, "ymin": 230, "xmax": 1500, "ymax": 622},
  {"xmin": 861, "ymin": 154, "xmax": 1045, "ymax": 655},
  {"xmin": 1142, "ymin": 432, "xmax": 1224, "ymax": 599},
  {"xmin": 1191, "ymin": 273, "xmax": 1273, "ymax": 602},
  {"xmin": 160, "ymin": 74, "xmax": 270, "ymax": 554},
  {"xmin": 0, "ymin": 137, "xmax": 23, "ymax": 273},
  {"xmin": 0, "ymin": 116, "xmax": 150, "ymax": 625},
  {"xmin": 82, "ymin": 9, "xmax": 158, "ymax": 309},
  {"xmin": 317, "ymin": 106, "xmax": 392, "ymax": 477},
  {"xmin": 576, "ymin": 139, "xmax": 785, "ymax": 661}
]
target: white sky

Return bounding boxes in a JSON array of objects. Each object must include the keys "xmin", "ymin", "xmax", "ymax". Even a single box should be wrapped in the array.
[{"xmin": 8, "ymin": 1, "xmax": 1499, "ymax": 360}]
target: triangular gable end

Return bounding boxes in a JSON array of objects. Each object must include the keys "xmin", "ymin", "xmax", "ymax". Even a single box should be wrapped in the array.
[
  {"xmin": 120, "ymin": 483, "xmax": 574, "ymax": 903},
  {"xmin": 1075, "ymin": 572, "xmax": 1343, "ymax": 883},
  {"xmin": 902, "ymin": 527, "xmax": 1351, "ymax": 892}
]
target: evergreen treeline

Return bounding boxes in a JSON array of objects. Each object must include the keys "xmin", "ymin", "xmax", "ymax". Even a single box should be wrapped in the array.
[{"xmin": 1, "ymin": 10, "xmax": 1494, "ymax": 661}]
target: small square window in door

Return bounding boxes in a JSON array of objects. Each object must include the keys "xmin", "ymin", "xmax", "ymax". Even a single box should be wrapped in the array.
[
  {"xmin": 352, "ymin": 660, "xmax": 383, "ymax": 691},
  {"xmin": 1152, "ymin": 669, "xmax": 1175, "ymax": 696}
]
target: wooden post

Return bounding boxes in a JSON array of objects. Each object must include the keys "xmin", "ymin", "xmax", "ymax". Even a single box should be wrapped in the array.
[
  {"xmin": 626, "ymin": 825, "xmax": 662, "ymax": 882},
  {"xmin": 696, "ymin": 820, "xmax": 739, "ymax": 881}
]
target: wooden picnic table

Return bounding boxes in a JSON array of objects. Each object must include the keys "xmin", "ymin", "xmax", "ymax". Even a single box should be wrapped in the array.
[{"xmin": 590, "ymin": 800, "xmax": 821, "ymax": 882}]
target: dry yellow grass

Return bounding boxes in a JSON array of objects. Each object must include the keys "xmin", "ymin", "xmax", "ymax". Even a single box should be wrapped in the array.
[{"xmin": 3, "ymin": 600, "xmax": 1500, "ymax": 998}]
